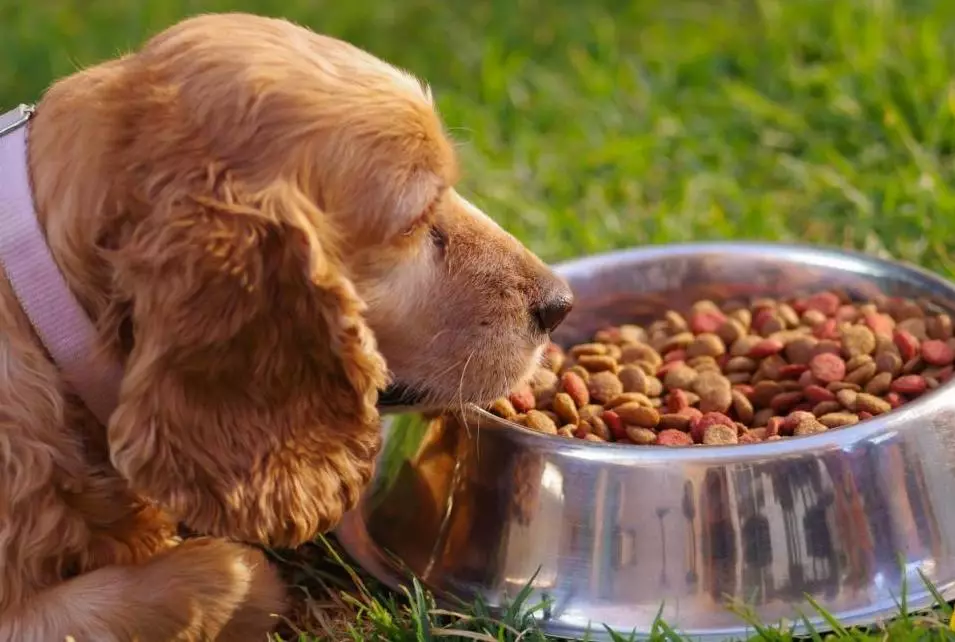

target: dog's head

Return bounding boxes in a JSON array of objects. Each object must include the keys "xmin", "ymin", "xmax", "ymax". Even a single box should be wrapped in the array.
[{"xmin": 61, "ymin": 13, "xmax": 571, "ymax": 544}]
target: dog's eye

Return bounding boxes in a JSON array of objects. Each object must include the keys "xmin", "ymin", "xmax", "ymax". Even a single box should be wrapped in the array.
[{"xmin": 429, "ymin": 224, "xmax": 448, "ymax": 253}]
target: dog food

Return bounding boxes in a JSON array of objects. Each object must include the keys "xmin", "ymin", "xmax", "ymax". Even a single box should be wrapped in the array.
[{"xmin": 487, "ymin": 292, "xmax": 954, "ymax": 446}]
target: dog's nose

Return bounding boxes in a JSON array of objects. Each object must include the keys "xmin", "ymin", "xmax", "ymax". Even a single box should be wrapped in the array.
[{"xmin": 532, "ymin": 279, "xmax": 574, "ymax": 334}]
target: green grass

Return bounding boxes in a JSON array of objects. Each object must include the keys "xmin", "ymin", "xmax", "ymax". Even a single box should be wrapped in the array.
[{"xmin": 8, "ymin": 0, "xmax": 955, "ymax": 639}]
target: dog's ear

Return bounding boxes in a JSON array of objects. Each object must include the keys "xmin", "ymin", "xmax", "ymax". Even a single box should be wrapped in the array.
[{"xmin": 107, "ymin": 175, "xmax": 387, "ymax": 547}]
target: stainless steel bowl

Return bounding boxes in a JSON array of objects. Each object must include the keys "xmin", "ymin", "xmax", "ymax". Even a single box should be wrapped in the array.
[{"xmin": 336, "ymin": 242, "xmax": 955, "ymax": 640}]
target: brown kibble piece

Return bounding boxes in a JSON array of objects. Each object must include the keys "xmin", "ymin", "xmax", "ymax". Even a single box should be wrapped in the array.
[
  {"xmin": 694, "ymin": 371, "xmax": 733, "ymax": 413},
  {"xmin": 875, "ymin": 351, "xmax": 903, "ymax": 376},
  {"xmin": 569, "ymin": 342, "xmax": 608, "ymax": 357},
  {"xmin": 625, "ymin": 426, "xmax": 658, "ymax": 445},
  {"xmin": 841, "ymin": 325, "xmax": 876, "ymax": 357},
  {"xmin": 489, "ymin": 397, "xmax": 518, "ymax": 419},
  {"xmin": 524, "ymin": 410, "xmax": 558, "ymax": 434},
  {"xmin": 553, "ymin": 393, "xmax": 580, "ymax": 425},
  {"xmin": 864, "ymin": 371, "xmax": 893, "ymax": 396},
  {"xmin": 577, "ymin": 355, "xmax": 618, "ymax": 373},
  {"xmin": 588, "ymin": 371, "xmax": 624, "ymax": 405},
  {"xmin": 703, "ymin": 424, "xmax": 738, "ymax": 445},
  {"xmin": 617, "ymin": 366, "xmax": 649, "ymax": 394},
  {"xmin": 818, "ymin": 412, "xmax": 860, "ymax": 428},
  {"xmin": 686, "ymin": 333, "xmax": 726, "ymax": 359},
  {"xmin": 785, "ymin": 337, "xmax": 818, "ymax": 365},
  {"xmin": 854, "ymin": 393, "xmax": 892, "ymax": 415},
  {"xmin": 793, "ymin": 416, "xmax": 829, "ymax": 436},
  {"xmin": 659, "ymin": 413, "xmax": 691, "ymax": 431},
  {"xmin": 731, "ymin": 389, "xmax": 754, "ymax": 424},
  {"xmin": 615, "ymin": 402, "xmax": 660, "ymax": 428},
  {"xmin": 620, "ymin": 343, "xmax": 662, "ymax": 366},
  {"xmin": 844, "ymin": 360, "xmax": 878, "ymax": 386},
  {"xmin": 664, "ymin": 364, "xmax": 699, "ymax": 390}
]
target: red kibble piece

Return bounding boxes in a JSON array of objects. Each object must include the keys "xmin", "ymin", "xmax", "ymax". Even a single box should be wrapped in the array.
[
  {"xmin": 667, "ymin": 389, "xmax": 690, "ymax": 413},
  {"xmin": 664, "ymin": 349, "xmax": 687, "ymax": 364},
  {"xmin": 890, "ymin": 374, "xmax": 928, "ymax": 396},
  {"xmin": 690, "ymin": 412, "xmax": 734, "ymax": 443},
  {"xmin": 814, "ymin": 318, "xmax": 840, "ymax": 340},
  {"xmin": 790, "ymin": 298, "xmax": 808, "ymax": 314},
  {"xmin": 656, "ymin": 361, "xmax": 686, "ymax": 378},
  {"xmin": 738, "ymin": 432, "xmax": 762, "ymax": 444},
  {"xmin": 508, "ymin": 384, "xmax": 536, "ymax": 412},
  {"xmin": 805, "ymin": 292, "xmax": 840, "ymax": 316},
  {"xmin": 748, "ymin": 339, "xmax": 785, "ymax": 359},
  {"xmin": 779, "ymin": 364, "xmax": 809, "ymax": 379},
  {"xmin": 805, "ymin": 384, "xmax": 836, "ymax": 404},
  {"xmin": 601, "ymin": 410, "xmax": 627, "ymax": 441},
  {"xmin": 885, "ymin": 392, "xmax": 903, "ymax": 409},
  {"xmin": 798, "ymin": 370, "xmax": 816, "ymax": 387},
  {"xmin": 809, "ymin": 353, "xmax": 846, "ymax": 383},
  {"xmin": 864, "ymin": 312, "xmax": 895, "ymax": 337},
  {"xmin": 690, "ymin": 310, "xmax": 727, "ymax": 334},
  {"xmin": 791, "ymin": 402, "xmax": 815, "ymax": 413},
  {"xmin": 937, "ymin": 366, "xmax": 954, "ymax": 383},
  {"xmin": 858, "ymin": 411, "xmax": 874, "ymax": 420},
  {"xmin": 679, "ymin": 407, "xmax": 703, "ymax": 420},
  {"xmin": 893, "ymin": 329, "xmax": 920, "ymax": 362},
  {"xmin": 765, "ymin": 416, "xmax": 784, "ymax": 437},
  {"xmin": 733, "ymin": 384, "xmax": 755, "ymax": 398},
  {"xmin": 921, "ymin": 340, "xmax": 955, "ymax": 366},
  {"xmin": 770, "ymin": 391, "xmax": 804, "ymax": 413},
  {"xmin": 752, "ymin": 308, "xmax": 778, "ymax": 333},
  {"xmin": 835, "ymin": 304, "xmax": 858, "ymax": 322},
  {"xmin": 656, "ymin": 429, "xmax": 693, "ymax": 446}
]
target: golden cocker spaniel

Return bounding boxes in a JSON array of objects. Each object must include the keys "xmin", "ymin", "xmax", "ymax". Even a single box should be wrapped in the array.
[{"xmin": 0, "ymin": 12, "xmax": 573, "ymax": 641}]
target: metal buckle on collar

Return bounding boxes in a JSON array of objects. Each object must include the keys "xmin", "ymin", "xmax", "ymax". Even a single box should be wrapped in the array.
[{"xmin": 0, "ymin": 104, "xmax": 36, "ymax": 138}]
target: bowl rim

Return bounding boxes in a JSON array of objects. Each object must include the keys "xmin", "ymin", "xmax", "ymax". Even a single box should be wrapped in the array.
[{"xmin": 463, "ymin": 241, "xmax": 955, "ymax": 464}]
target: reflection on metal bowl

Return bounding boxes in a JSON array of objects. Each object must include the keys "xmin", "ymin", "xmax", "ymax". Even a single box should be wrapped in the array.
[{"xmin": 336, "ymin": 242, "xmax": 955, "ymax": 640}]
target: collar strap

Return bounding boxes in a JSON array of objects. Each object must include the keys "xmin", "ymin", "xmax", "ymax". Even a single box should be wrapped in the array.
[{"xmin": 0, "ymin": 104, "xmax": 122, "ymax": 425}]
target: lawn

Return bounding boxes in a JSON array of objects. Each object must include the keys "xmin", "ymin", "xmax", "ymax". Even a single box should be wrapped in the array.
[{"xmin": 6, "ymin": 0, "xmax": 955, "ymax": 639}]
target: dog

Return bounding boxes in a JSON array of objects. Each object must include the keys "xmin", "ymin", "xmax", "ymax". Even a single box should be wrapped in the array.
[{"xmin": 0, "ymin": 12, "xmax": 573, "ymax": 641}]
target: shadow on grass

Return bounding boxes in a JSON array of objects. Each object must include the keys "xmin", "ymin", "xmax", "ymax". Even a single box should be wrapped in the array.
[{"xmin": 266, "ymin": 535, "xmax": 955, "ymax": 642}]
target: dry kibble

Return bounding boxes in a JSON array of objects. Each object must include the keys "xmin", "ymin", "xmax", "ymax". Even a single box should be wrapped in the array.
[
  {"xmin": 686, "ymin": 333, "xmax": 726, "ymax": 358},
  {"xmin": 553, "ymin": 393, "xmax": 580, "ymax": 425},
  {"xmin": 818, "ymin": 412, "xmax": 860, "ymax": 428},
  {"xmin": 494, "ymin": 290, "xmax": 945, "ymax": 447},
  {"xmin": 617, "ymin": 366, "xmax": 649, "ymax": 394},
  {"xmin": 840, "ymin": 325, "xmax": 876, "ymax": 357},
  {"xmin": 577, "ymin": 354, "xmax": 617, "ymax": 373},
  {"xmin": 615, "ymin": 403, "xmax": 660, "ymax": 428},
  {"xmin": 620, "ymin": 343, "xmax": 662, "ymax": 366},
  {"xmin": 864, "ymin": 371, "xmax": 893, "ymax": 396},
  {"xmin": 703, "ymin": 424, "xmax": 738, "ymax": 445},
  {"xmin": 624, "ymin": 426, "xmax": 657, "ymax": 445},
  {"xmin": 664, "ymin": 364, "xmax": 699, "ymax": 390},
  {"xmin": 489, "ymin": 397, "xmax": 517, "ymax": 419},
  {"xmin": 524, "ymin": 410, "xmax": 558, "ymax": 434},
  {"xmin": 854, "ymin": 393, "xmax": 892, "ymax": 415},
  {"xmin": 588, "ymin": 371, "xmax": 624, "ymax": 405},
  {"xmin": 731, "ymin": 389, "xmax": 754, "ymax": 424}
]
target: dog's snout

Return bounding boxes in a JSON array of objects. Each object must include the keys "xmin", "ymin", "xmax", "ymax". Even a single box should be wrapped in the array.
[{"xmin": 532, "ymin": 277, "xmax": 574, "ymax": 334}]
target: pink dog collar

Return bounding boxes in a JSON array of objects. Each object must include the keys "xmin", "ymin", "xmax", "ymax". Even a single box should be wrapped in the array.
[{"xmin": 0, "ymin": 104, "xmax": 122, "ymax": 426}]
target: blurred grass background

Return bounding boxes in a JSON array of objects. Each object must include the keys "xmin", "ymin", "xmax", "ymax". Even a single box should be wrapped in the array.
[
  {"xmin": 6, "ymin": 0, "xmax": 955, "ymax": 276},
  {"xmin": 7, "ymin": 0, "xmax": 955, "ymax": 639}
]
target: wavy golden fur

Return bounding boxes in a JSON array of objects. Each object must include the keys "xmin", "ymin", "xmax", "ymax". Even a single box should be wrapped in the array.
[{"xmin": 0, "ymin": 11, "xmax": 572, "ymax": 641}]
